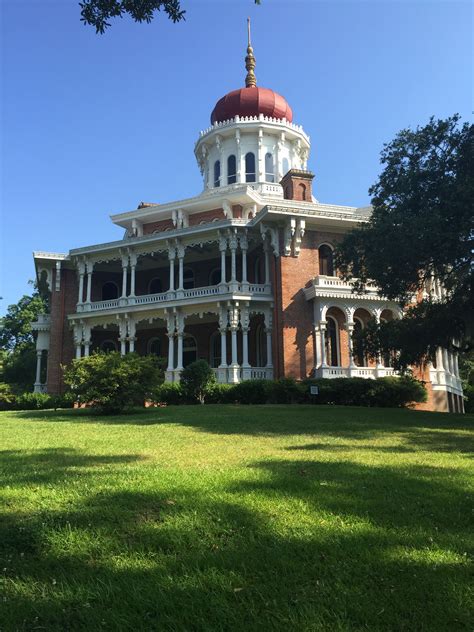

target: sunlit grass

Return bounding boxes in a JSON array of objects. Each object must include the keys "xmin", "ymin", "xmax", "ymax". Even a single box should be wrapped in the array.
[{"xmin": 1, "ymin": 405, "xmax": 472, "ymax": 631}]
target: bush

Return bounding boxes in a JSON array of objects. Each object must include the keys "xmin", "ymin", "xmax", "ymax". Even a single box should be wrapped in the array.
[
  {"xmin": 267, "ymin": 378, "xmax": 303, "ymax": 404},
  {"xmin": 205, "ymin": 383, "xmax": 235, "ymax": 404},
  {"xmin": 153, "ymin": 382, "xmax": 185, "ymax": 405},
  {"xmin": 180, "ymin": 360, "xmax": 216, "ymax": 404},
  {"xmin": 64, "ymin": 352, "xmax": 164, "ymax": 414},
  {"xmin": 231, "ymin": 379, "xmax": 270, "ymax": 404},
  {"xmin": 367, "ymin": 376, "xmax": 427, "ymax": 408},
  {"xmin": 0, "ymin": 383, "xmax": 17, "ymax": 410},
  {"xmin": 15, "ymin": 392, "xmax": 53, "ymax": 410}
]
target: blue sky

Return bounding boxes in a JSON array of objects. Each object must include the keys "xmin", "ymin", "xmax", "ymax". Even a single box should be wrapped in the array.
[{"xmin": 1, "ymin": 0, "xmax": 472, "ymax": 312}]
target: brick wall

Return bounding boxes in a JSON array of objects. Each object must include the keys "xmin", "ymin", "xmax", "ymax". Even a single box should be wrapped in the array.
[{"xmin": 46, "ymin": 268, "xmax": 78, "ymax": 394}]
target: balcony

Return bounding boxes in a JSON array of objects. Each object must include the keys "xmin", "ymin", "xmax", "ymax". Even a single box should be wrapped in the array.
[
  {"xmin": 304, "ymin": 276, "xmax": 385, "ymax": 302},
  {"xmin": 316, "ymin": 366, "xmax": 396, "ymax": 379},
  {"xmin": 76, "ymin": 282, "xmax": 273, "ymax": 315}
]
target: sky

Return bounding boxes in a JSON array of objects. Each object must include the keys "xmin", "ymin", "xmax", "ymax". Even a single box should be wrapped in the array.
[{"xmin": 0, "ymin": 0, "xmax": 472, "ymax": 313}]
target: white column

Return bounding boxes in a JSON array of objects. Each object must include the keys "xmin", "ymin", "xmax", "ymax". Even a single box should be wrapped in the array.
[
  {"xmin": 240, "ymin": 233, "xmax": 248, "ymax": 288},
  {"xmin": 174, "ymin": 312, "xmax": 185, "ymax": 380},
  {"xmin": 128, "ymin": 319, "xmax": 136, "ymax": 353},
  {"xmin": 436, "ymin": 347, "xmax": 445, "ymax": 371},
  {"xmin": 217, "ymin": 306, "xmax": 228, "ymax": 383},
  {"xmin": 119, "ymin": 320, "xmax": 127, "ymax": 356},
  {"xmin": 77, "ymin": 261, "xmax": 85, "ymax": 305},
  {"xmin": 240, "ymin": 305, "xmax": 250, "ymax": 380},
  {"xmin": 165, "ymin": 313, "xmax": 175, "ymax": 382},
  {"xmin": 85, "ymin": 261, "xmax": 94, "ymax": 304},
  {"xmin": 219, "ymin": 234, "xmax": 227, "ymax": 284},
  {"xmin": 129, "ymin": 253, "xmax": 137, "ymax": 298},
  {"xmin": 264, "ymin": 309, "xmax": 273, "ymax": 375},
  {"xmin": 35, "ymin": 351, "xmax": 42, "ymax": 384},
  {"xmin": 320, "ymin": 323, "xmax": 327, "ymax": 368},
  {"xmin": 83, "ymin": 325, "xmax": 91, "ymax": 357},
  {"xmin": 121, "ymin": 254, "xmax": 128, "ymax": 298},
  {"xmin": 347, "ymin": 322, "xmax": 356, "ymax": 373},
  {"xmin": 75, "ymin": 344, "xmax": 82, "ymax": 359},
  {"xmin": 228, "ymin": 306, "xmax": 240, "ymax": 383},
  {"xmin": 236, "ymin": 129, "xmax": 242, "ymax": 183},
  {"xmin": 257, "ymin": 129, "xmax": 264, "ymax": 181},
  {"xmin": 177, "ymin": 243, "xmax": 185, "ymax": 291},
  {"xmin": 229, "ymin": 235, "xmax": 237, "ymax": 284}
]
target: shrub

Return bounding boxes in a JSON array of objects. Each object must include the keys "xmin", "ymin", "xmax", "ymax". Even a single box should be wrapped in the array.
[
  {"xmin": 205, "ymin": 383, "xmax": 235, "ymax": 404},
  {"xmin": 368, "ymin": 376, "xmax": 427, "ymax": 408},
  {"xmin": 153, "ymin": 382, "xmax": 185, "ymax": 405},
  {"xmin": 0, "ymin": 383, "xmax": 17, "ymax": 410},
  {"xmin": 231, "ymin": 379, "xmax": 270, "ymax": 404},
  {"xmin": 15, "ymin": 392, "xmax": 53, "ymax": 410},
  {"xmin": 64, "ymin": 352, "xmax": 164, "ymax": 414},
  {"xmin": 180, "ymin": 360, "xmax": 216, "ymax": 404},
  {"xmin": 267, "ymin": 378, "xmax": 303, "ymax": 404}
]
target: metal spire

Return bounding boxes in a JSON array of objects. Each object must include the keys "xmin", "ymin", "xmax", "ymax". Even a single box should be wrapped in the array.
[{"xmin": 245, "ymin": 17, "xmax": 257, "ymax": 88}]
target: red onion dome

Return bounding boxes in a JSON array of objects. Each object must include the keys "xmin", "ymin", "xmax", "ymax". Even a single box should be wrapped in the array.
[{"xmin": 211, "ymin": 86, "xmax": 293, "ymax": 125}]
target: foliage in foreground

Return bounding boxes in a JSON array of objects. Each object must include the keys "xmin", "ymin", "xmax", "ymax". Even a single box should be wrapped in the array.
[
  {"xmin": 336, "ymin": 115, "xmax": 473, "ymax": 368},
  {"xmin": 64, "ymin": 352, "xmax": 164, "ymax": 413},
  {"xmin": 154, "ymin": 375, "xmax": 427, "ymax": 409}
]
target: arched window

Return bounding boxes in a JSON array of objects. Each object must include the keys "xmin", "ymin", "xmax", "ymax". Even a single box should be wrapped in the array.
[
  {"xmin": 183, "ymin": 268, "xmax": 194, "ymax": 290},
  {"xmin": 282, "ymin": 157, "xmax": 290, "ymax": 175},
  {"xmin": 227, "ymin": 155, "xmax": 237, "ymax": 185},
  {"xmin": 209, "ymin": 268, "xmax": 221, "ymax": 286},
  {"xmin": 148, "ymin": 277, "xmax": 162, "ymax": 295},
  {"xmin": 102, "ymin": 282, "xmax": 119, "ymax": 301},
  {"xmin": 298, "ymin": 183, "xmax": 307, "ymax": 201},
  {"xmin": 255, "ymin": 324, "xmax": 266, "ymax": 367},
  {"xmin": 319, "ymin": 245, "xmax": 334, "ymax": 276},
  {"xmin": 147, "ymin": 337, "xmax": 161, "ymax": 356},
  {"xmin": 209, "ymin": 331, "xmax": 221, "ymax": 368},
  {"xmin": 101, "ymin": 339, "xmax": 117, "ymax": 353},
  {"xmin": 183, "ymin": 335, "xmax": 198, "ymax": 367},
  {"xmin": 214, "ymin": 160, "xmax": 221, "ymax": 188},
  {"xmin": 245, "ymin": 152, "xmax": 256, "ymax": 182},
  {"xmin": 265, "ymin": 153, "xmax": 274, "ymax": 182},
  {"xmin": 325, "ymin": 317, "xmax": 339, "ymax": 367},
  {"xmin": 353, "ymin": 319, "xmax": 367, "ymax": 367}
]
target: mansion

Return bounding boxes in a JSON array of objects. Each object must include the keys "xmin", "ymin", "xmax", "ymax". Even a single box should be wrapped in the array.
[{"xmin": 32, "ymin": 30, "xmax": 464, "ymax": 413}]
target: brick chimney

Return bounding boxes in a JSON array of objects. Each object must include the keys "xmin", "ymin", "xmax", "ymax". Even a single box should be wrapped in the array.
[{"xmin": 280, "ymin": 169, "xmax": 315, "ymax": 202}]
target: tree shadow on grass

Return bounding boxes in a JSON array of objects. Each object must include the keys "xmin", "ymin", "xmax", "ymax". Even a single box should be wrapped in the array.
[
  {"xmin": 1, "ymin": 450, "xmax": 471, "ymax": 631},
  {"xmin": 0, "ymin": 448, "xmax": 144, "ymax": 486}
]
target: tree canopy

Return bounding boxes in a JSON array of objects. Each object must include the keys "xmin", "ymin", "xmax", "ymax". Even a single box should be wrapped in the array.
[
  {"xmin": 80, "ymin": 0, "xmax": 260, "ymax": 33},
  {"xmin": 336, "ymin": 115, "xmax": 473, "ymax": 368}
]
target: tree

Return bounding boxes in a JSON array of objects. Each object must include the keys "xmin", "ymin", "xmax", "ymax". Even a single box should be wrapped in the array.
[
  {"xmin": 336, "ymin": 115, "xmax": 473, "ymax": 369},
  {"xmin": 0, "ymin": 290, "xmax": 47, "ymax": 391},
  {"xmin": 64, "ymin": 352, "xmax": 165, "ymax": 414},
  {"xmin": 80, "ymin": 0, "xmax": 261, "ymax": 34},
  {"xmin": 180, "ymin": 359, "xmax": 216, "ymax": 404}
]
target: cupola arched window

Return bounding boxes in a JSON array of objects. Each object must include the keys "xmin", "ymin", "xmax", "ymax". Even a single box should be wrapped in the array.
[
  {"xmin": 282, "ymin": 157, "xmax": 290, "ymax": 175},
  {"xmin": 227, "ymin": 155, "xmax": 237, "ymax": 184},
  {"xmin": 265, "ymin": 153, "xmax": 274, "ymax": 182},
  {"xmin": 298, "ymin": 183, "xmax": 307, "ymax": 201},
  {"xmin": 214, "ymin": 160, "xmax": 221, "ymax": 188},
  {"xmin": 318, "ymin": 245, "xmax": 334, "ymax": 276},
  {"xmin": 245, "ymin": 152, "xmax": 256, "ymax": 182},
  {"xmin": 102, "ymin": 282, "xmax": 119, "ymax": 301}
]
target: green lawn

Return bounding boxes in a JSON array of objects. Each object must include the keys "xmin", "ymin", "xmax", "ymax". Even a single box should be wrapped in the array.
[{"xmin": 1, "ymin": 405, "xmax": 472, "ymax": 631}]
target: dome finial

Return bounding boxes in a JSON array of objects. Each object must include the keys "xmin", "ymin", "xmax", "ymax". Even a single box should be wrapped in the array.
[{"xmin": 245, "ymin": 17, "xmax": 257, "ymax": 88}]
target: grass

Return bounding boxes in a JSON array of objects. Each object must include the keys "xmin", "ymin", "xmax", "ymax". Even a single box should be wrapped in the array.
[{"xmin": 0, "ymin": 405, "xmax": 473, "ymax": 631}]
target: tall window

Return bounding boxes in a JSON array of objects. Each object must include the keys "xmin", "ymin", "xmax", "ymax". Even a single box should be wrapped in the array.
[
  {"xmin": 183, "ymin": 335, "xmax": 197, "ymax": 367},
  {"xmin": 147, "ymin": 337, "xmax": 161, "ymax": 356},
  {"xmin": 214, "ymin": 160, "xmax": 221, "ymax": 187},
  {"xmin": 245, "ymin": 152, "xmax": 256, "ymax": 182},
  {"xmin": 102, "ymin": 282, "xmax": 119, "ymax": 301},
  {"xmin": 183, "ymin": 268, "xmax": 194, "ymax": 290},
  {"xmin": 209, "ymin": 268, "xmax": 221, "ymax": 286},
  {"xmin": 148, "ymin": 278, "xmax": 162, "ymax": 294},
  {"xmin": 265, "ymin": 153, "xmax": 274, "ymax": 182},
  {"xmin": 319, "ymin": 245, "xmax": 334, "ymax": 276},
  {"xmin": 325, "ymin": 317, "xmax": 339, "ymax": 366},
  {"xmin": 227, "ymin": 155, "xmax": 237, "ymax": 184},
  {"xmin": 255, "ymin": 324, "xmax": 266, "ymax": 366},
  {"xmin": 353, "ymin": 319, "xmax": 367, "ymax": 367},
  {"xmin": 282, "ymin": 157, "xmax": 290, "ymax": 175},
  {"xmin": 210, "ymin": 331, "xmax": 221, "ymax": 368},
  {"xmin": 298, "ymin": 183, "xmax": 307, "ymax": 201}
]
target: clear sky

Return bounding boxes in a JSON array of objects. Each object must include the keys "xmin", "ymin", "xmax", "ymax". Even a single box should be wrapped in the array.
[{"xmin": 1, "ymin": 0, "xmax": 472, "ymax": 313}]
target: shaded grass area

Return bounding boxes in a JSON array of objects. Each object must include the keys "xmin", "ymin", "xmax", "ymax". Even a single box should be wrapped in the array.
[{"xmin": 1, "ymin": 405, "xmax": 473, "ymax": 631}]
